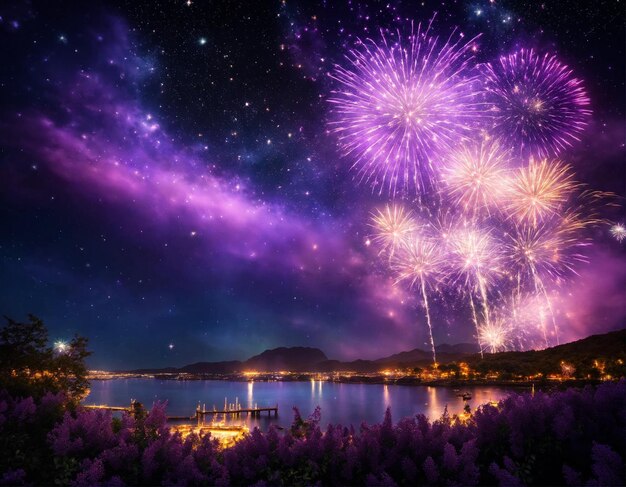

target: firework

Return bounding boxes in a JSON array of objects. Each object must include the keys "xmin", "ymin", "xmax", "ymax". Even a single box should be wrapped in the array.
[
  {"xmin": 448, "ymin": 226, "xmax": 501, "ymax": 289},
  {"xmin": 560, "ymin": 361, "xmax": 575, "ymax": 377},
  {"xmin": 328, "ymin": 23, "xmax": 483, "ymax": 196},
  {"xmin": 505, "ymin": 218, "xmax": 586, "ymax": 283},
  {"xmin": 505, "ymin": 222, "xmax": 562, "ymax": 346},
  {"xmin": 482, "ymin": 48, "xmax": 591, "ymax": 158},
  {"xmin": 370, "ymin": 205, "xmax": 418, "ymax": 256},
  {"xmin": 392, "ymin": 236, "xmax": 446, "ymax": 363},
  {"xmin": 504, "ymin": 158, "xmax": 578, "ymax": 226},
  {"xmin": 441, "ymin": 140, "xmax": 511, "ymax": 216},
  {"xmin": 610, "ymin": 223, "xmax": 626, "ymax": 243},
  {"xmin": 506, "ymin": 198, "xmax": 601, "ymax": 346},
  {"xmin": 509, "ymin": 291, "xmax": 562, "ymax": 350},
  {"xmin": 54, "ymin": 340, "xmax": 69, "ymax": 354},
  {"xmin": 448, "ymin": 226, "xmax": 502, "ymax": 355},
  {"xmin": 392, "ymin": 236, "xmax": 446, "ymax": 289},
  {"xmin": 478, "ymin": 318, "xmax": 512, "ymax": 354}
]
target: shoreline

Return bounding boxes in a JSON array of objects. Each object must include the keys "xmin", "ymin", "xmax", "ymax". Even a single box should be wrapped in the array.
[{"xmin": 87, "ymin": 373, "xmax": 604, "ymax": 390}]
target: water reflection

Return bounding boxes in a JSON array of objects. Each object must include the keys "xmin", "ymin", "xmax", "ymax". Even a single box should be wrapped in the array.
[
  {"xmin": 427, "ymin": 386, "xmax": 442, "ymax": 419},
  {"xmin": 247, "ymin": 381, "xmax": 254, "ymax": 408},
  {"xmin": 86, "ymin": 379, "xmax": 513, "ymax": 430},
  {"xmin": 310, "ymin": 379, "xmax": 324, "ymax": 399}
]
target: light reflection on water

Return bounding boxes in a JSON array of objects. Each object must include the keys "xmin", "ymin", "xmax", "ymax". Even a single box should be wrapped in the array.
[{"xmin": 85, "ymin": 379, "xmax": 514, "ymax": 429}]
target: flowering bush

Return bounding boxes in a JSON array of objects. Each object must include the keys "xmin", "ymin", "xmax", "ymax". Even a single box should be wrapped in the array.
[
  {"xmin": 0, "ymin": 381, "xmax": 624, "ymax": 486},
  {"xmin": 0, "ymin": 390, "xmax": 66, "ymax": 485}
]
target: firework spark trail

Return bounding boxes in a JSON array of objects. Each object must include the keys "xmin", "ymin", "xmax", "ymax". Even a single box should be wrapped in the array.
[
  {"xmin": 509, "ymin": 292, "xmax": 557, "ymax": 351},
  {"xmin": 391, "ymin": 236, "xmax": 446, "ymax": 364},
  {"xmin": 504, "ymin": 158, "xmax": 579, "ymax": 227},
  {"xmin": 504, "ymin": 200, "xmax": 603, "ymax": 347},
  {"xmin": 508, "ymin": 233, "xmax": 598, "ymax": 349},
  {"xmin": 537, "ymin": 303, "xmax": 549, "ymax": 347},
  {"xmin": 329, "ymin": 23, "xmax": 484, "ymax": 196},
  {"xmin": 482, "ymin": 48, "xmax": 591, "ymax": 158},
  {"xmin": 468, "ymin": 292, "xmax": 483, "ymax": 358},
  {"xmin": 528, "ymin": 264, "xmax": 554, "ymax": 346},
  {"xmin": 506, "ymin": 291, "xmax": 552, "ymax": 351},
  {"xmin": 420, "ymin": 277, "xmax": 437, "ymax": 364},
  {"xmin": 433, "ymin": 214, "xmax": 486, "ymax": 355},
  {"xmin": 477, "ymin": 271, "xmax": 491, "ymax": 327},
  {"xmin": 508, "ymin": 288, "xmax": 529, "ymax": 351},
  {"xmin": 505, "ymin": 224, "xmax": 559, "ymax": 346},
  {"xmin": 447, "ymin": 227, "xmax": 501, "ymax": 354},
  {"xmin": 505, "ymin": 225, "xmax": 558, "ymax": 345}
]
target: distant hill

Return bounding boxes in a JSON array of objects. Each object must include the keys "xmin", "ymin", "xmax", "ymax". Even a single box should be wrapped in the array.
[
  {"xmin": 244, "ymin": 347, "xmax": 328, "ymax": 372},
  {"xmin": 125, "ymin": 347, "xmax": 328, "ymax": 374},
  {"xmin": 124, "ymin": 343, "xmax": 475, "ymax": 374},
  {"xmin": 376, "ymin": 348, "xmax": 432, "ymax": 364},
  {"xmin": 180, "ymin": 361, "xmax": 242, "ymax": 375},
  {"xmin": 376, "ymin": 343, "xmax": 479, "ymax": 367},
  {"xmin": 315, "ymin": 359, "xmax": 381, "ymax": 373},
  {"xmin": 122, "ymin": 331, "xmax": 624, "ymax": 376},
  {"xmin": 435, "ymin": 343, "xmax": 480, "ymax": 355},
  {"xmin": 467, "ymin": 329, "xmax": 626, "ymax": 377}
]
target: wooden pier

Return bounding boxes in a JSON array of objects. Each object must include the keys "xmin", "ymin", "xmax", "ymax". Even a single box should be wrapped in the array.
[
  {"xmin": 83, "ymin": 398, "xmax": 278, "ymax": 422},
  {"xmin": 196, "ymin": 405, "xmax": 278, "ymax": 418},
  {"xmin": 84, "ymin": 405, "xmax": 131, "ymax": 412}
]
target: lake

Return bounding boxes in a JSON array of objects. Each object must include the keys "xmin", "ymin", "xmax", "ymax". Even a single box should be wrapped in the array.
[{"xmin": 85, "ymin": 379, "xmax": 515, "ymax": 429}]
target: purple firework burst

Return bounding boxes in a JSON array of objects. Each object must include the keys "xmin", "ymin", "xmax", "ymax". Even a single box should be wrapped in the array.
[
  {"xmin": 328, "ymin": 24, "xmax": 483, "ymax": 197},
  {"xmin": 482, "ymin": 48, "xmax": 591, "ymax": 158}
]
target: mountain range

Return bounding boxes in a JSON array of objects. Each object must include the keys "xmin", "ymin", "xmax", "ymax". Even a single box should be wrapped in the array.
[
  {"xmin": 126, "ymin": 343, "xmax": 480, "ymax": 374},
  {"xmin": 125, "ymin": 330, "xmax": 626, "ymax": 375}
]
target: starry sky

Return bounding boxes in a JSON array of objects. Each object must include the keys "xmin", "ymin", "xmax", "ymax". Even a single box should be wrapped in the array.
[{"xmin": 1, "ymin": 0, "xmax": 624, "ymax": 369}]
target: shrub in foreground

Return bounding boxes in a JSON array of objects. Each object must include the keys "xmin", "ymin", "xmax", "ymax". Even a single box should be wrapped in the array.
[{"xmin": 0, "ymin": 381, "xmax": 624, "ymax": 486}]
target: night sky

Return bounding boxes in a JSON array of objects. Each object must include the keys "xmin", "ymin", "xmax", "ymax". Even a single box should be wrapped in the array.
[{"xmin": 1, "ymin": 0, "xmax": 624, "ymax": 369}]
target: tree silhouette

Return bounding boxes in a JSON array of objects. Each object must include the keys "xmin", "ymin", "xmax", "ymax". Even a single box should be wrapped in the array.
[{"xmin": 0, "ymin": 314, "xmax": 91, "ymax": 401}]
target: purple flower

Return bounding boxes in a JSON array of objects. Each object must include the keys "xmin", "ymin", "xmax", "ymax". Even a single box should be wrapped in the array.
[
  {"xmin": 423, "ymin": 456, "xmax": 439, "ymax": 484},
  {"xmin": 12, "ymin": 397, "xmax": 36, "ymax": 423},
  {"xmin": 0, "ymin": 469, "xmax": 26, "ymax": 486}
]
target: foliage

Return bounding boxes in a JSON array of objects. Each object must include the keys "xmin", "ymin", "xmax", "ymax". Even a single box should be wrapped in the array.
[
  {"xmin": 467, "ymin": 329, "xmax": 626, "ymax": 379},
  {"xmin": 0, "ymin": 381, "xmax": 624, "ymax": 486},
  {"xmin": 0, "ymin": 391, "xmax": 67, "ymax": 485},
  {"xmin": 0, "ymin": 315, "xmax": 91, "ymax": 402}
]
